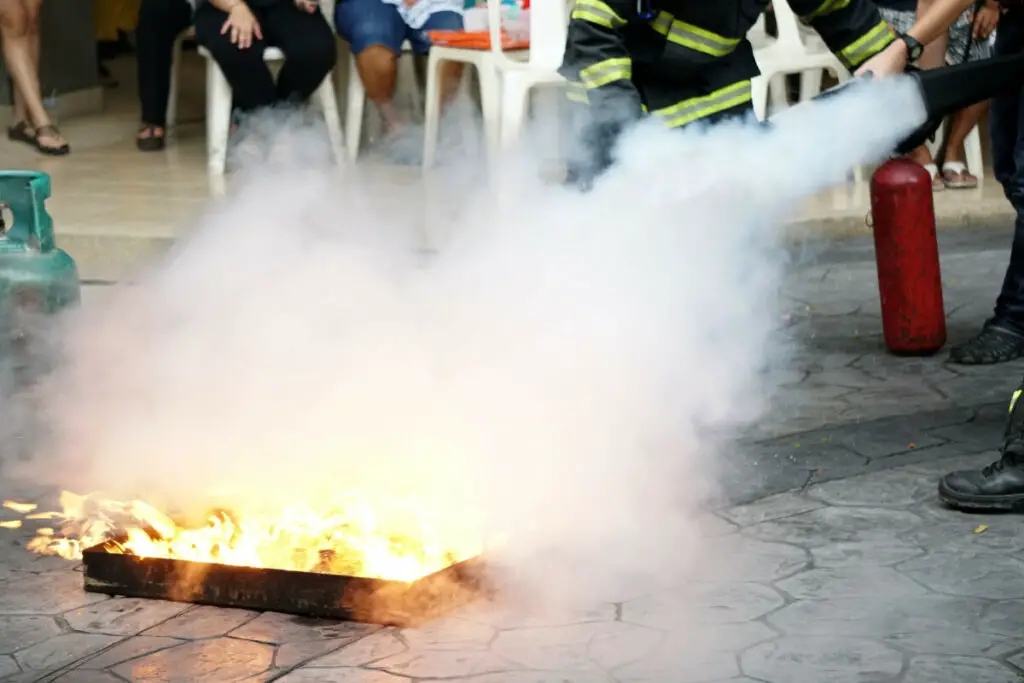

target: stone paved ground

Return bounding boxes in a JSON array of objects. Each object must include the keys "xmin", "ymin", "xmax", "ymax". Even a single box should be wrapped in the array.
[{"xmin": 2, "ymin": 227, "xmax": 1024, "ymax": 682}]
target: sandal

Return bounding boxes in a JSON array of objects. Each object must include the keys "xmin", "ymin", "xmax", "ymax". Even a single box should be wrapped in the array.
[
  {"xmin": 136, "ymin": 125, "xmax": 166, "ymax": 152},
  {"xmin": 7, "ymin": 121, "xmax": 35, "ymax": 145},
  {"xmin": 941, "ymin": 161, "xmax": 978, "ymax": 189},
  {"xmin": 32, "ymin": 124, "xmax": 70, "ymax": 156},
  {"xmin": 922, "ymin": 163, "xmax": 945, "ymax": 192}
]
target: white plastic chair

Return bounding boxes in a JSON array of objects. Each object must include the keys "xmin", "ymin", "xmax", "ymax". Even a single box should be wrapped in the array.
[
  {"xmin": 752, "ymin": 0, "xmax": 864, "ymax": 183},
  {"xmin": 925, "ymin": 122, "xmax": 986, "ymax": 180},
  {"xmin": 750, "ymin": 0, "xmax": 850, "ymax": 121},
  {"xmin": 421, "ymin": 0, "xmax": 569, "ymax": 168},
  {"xmin": 343, "ymin": 40, "xmax": 422, "ymax": 162},
  {"xmin": 191, "ymin": 1, "xmax": 345, "ymax": 175}
]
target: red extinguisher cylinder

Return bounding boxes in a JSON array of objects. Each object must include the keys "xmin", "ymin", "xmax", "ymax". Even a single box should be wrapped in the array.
[{"xmin": 868, "ymin": 158, "xmax": 947, "ymax": 355}]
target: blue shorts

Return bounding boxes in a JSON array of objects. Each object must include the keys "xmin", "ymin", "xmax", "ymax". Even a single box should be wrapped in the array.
[{"xmin": 335, "ymin": 0, "xmax": 463, "ymax": 55}]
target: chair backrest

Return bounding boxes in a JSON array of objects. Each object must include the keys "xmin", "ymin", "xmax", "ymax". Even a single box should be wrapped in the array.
[
  {"xmin": 771, "ymin": 0, "xmax": 805, "ymax": 49},
  {"xmin": 487, "ymin": 0, "xmax": 570, "ymax": 71}
]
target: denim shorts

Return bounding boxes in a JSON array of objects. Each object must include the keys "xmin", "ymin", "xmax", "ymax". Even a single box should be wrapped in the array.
[{"xmin": 335, "ymin": 0, "xmax": 463, "ymax": 55}]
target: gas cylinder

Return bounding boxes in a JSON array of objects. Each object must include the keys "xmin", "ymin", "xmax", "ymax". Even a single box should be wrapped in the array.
[
  {"xmin": 0, "ymin": 171, "xmax": 80, "ymax": 319},
  {"xmin": 868, "ymin": 158, "xmax": 946, "ymax": 355}
]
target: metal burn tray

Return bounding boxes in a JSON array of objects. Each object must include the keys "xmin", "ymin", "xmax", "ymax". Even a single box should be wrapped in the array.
[{"xmin": 81, "ymin": 539, "xmax": 487, "ymax": 627}]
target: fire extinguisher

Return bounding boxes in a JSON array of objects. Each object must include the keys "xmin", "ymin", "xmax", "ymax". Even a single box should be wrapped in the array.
[{"xmin": 868, "ymin": 158, "xmax": 946, "ymax": 355}]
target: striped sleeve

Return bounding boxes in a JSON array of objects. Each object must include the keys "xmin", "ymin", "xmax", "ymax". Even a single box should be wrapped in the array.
[
  {"xmin": 789, "ymin": 0, "xmax": 898, "ymax": 70},
  {"xmin": 559, "ymin": 0, "xmax": 644, "ymax": 120}
]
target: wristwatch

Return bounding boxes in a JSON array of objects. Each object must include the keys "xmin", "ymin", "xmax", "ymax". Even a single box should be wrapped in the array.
[{"xmin": 897, "ymin": 32, "xmax": 925, "ymax": 63}]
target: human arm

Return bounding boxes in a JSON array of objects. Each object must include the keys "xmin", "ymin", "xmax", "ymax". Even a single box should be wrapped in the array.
[
  {"xmin": 855, "ymin": 0, "xmax": 977, "ymax": 75},
  {"xmin": 788, "ymin": 0, "xmax": 898, "ymax": 72},
  {"xmin": 560, "ymin": 0, "xmax": 644, "ymax": 121}
]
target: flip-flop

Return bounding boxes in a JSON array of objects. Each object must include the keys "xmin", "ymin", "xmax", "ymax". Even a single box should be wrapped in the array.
[
  {"xmin": 941, "ymin": 161, "xmax": 979, "ymax": 189},
  {"xmin": 136, "ymin": 125, "xmax": 166, "ymax": 152},
  {"xmin": 922, "ymin": 163, "xmax": 945, "ymax": 192},
  {"xmin": 7, "ymin": 121, "xmax": 35, "ymax": 145},
  {"xmin": 33, "ymin": 124, "xmax": 70, "ymax": 156}
]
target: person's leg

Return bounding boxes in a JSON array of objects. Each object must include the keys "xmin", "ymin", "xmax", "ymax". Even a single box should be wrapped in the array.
[
  {"xmin": 941, "ymin": 100, "xmax": 988, "ymax": 187},
  {"xmin": 948, "ymin": 20, "xmax": 1024, "ymax": 365},
  {"xmin": 259, "ymin": 2, "xmax": 336, "ymax": 104},
  {"xmin": 136, "ymin": 0, "xmax": 193, "ymax": 147},
  {"xmin": 885, "ymin": 5, "xmax": 941, "ymax": 188},
  {"xmin": 335, "ymin": 0, "xmax": 406, "ymax": 129},
  {"xmin": 0, "ymin": 0, "xmax": 68, "ymax": 152},
  {"xmin": 192, "ymin": 2, "xmax": 276, "ymax": 114},
  {"xmin": 409, "ymin": 10, "xmax": 464, "ymax": 106}
]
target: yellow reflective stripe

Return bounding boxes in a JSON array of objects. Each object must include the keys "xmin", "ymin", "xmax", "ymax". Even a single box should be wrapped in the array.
[
  {"xmin": 566, "ymin": 81, "xmax": 589, "ymax": 103},
  {"xmin": 579, "ymin": 57, "xmax": 632, "ymax": 89},
  {"xmin": 651, "ymin": 80, "xmax": 752, "ymax": 129},
  {"xmin": 650, "ymin": 11, "xmax": 739, "ymax": 57},
  {"xmin": 570, "ymin": 0, "xmax": 626, "ymax": 29},
  {"xmin": 838, "ymin": 20, "xmax": 895, "ymax": 68},
  {"xmin": 801, "ymin": 0, "xmax": 851, "ymax": 21},
  {"xmin": 1011, "ymin": 389, "xmax": 1022, "ymax": 414}
]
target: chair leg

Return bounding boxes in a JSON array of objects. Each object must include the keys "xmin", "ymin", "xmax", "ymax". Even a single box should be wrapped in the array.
[
  {"xmin": 166, "ymin": 35, "xmax": 184, "ymax": 130},
  {"xmin": 751, "ymin": 74, "xmax": 769, "ymax": 122},
  {"xmin": 316, "ymin": 75, "xmax": 346, "ymax": 165},
  {"xmin": 422, "ymin": 52, "xmax": 446, "ymax": 169},
  {"xmin": 798, "ymin": 68, "xmax": 824, "ymax": 102},
  {"xmin": 966, "ymin": 125, "xmax": 985, "ymax": 180},
  {"xmin": 476, "ymin": 61, "xmax": 501, "ymax": 163},
  {"xmin": 345, "ymin": 55, "xmax": 365, "ymax": 162},
  {"xmin": 206, "ymin": 58, "xmax": 232, "ymax": 176},
  {"xmin": 499, "ymin": 75, "xmax": 531, "ymax": 150}
]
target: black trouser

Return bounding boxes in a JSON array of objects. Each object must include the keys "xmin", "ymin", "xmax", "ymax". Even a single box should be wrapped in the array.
[
  {"xmin": 137, "ymin": 0, "xmax": 193, "ymax": 127},
  {"xmin": 193, "ymin": 1, "xmax": 337, "ymax": 114},
  {"xmin": 988, "ymin": 16, "xmax": 1024, "ymax": 335}
]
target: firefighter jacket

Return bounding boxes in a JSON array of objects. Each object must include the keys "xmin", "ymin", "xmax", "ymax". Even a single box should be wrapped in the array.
[{"xmin": 560, "ymin": 0, "xmax": 897, "ymax": 131}]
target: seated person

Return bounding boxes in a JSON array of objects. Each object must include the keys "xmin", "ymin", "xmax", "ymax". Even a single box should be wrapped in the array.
[
  {"xmin": 192, "ymin": 0, "xmax": 336, "ymax": 120},
  {"xmin": 135, "ymin": 0, "xmax": 193, "ymax": 151},
  {"xmin": 335, "ymin": 0, "xmax": 464, "ymax": 136}
]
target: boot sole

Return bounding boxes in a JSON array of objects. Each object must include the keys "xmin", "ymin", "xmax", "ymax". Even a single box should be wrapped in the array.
[{"xmin": 937, "ymin": 480, "xmax": 1024, "ymax": 512}]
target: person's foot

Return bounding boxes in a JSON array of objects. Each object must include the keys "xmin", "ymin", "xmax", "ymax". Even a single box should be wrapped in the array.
[
  {"xmin": 33, "ymin": 125, "xmax": 70, "ymax": 156},
  {"xmin": 948, "ymin": 325, "xmax": 1024, "ymax": 365},
  {"xmin": 939, "ymin": 389, "xmax": 1024, "ymax": 511},
  {"xmin": 941, "ymin": 161, "xmax": 978, "ymax": 189},
  {"xmin": 136, "ymin": 125, "xmax": 166, "ymax": 152}
]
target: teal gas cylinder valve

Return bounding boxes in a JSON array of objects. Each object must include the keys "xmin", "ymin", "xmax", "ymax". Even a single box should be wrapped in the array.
[{"xmin": 0, "ymin": 171, "xmax": 80, "ymax": 315}]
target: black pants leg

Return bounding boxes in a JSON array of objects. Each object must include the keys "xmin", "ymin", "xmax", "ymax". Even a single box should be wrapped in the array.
[
  {"xmin": 259, "ymin": 2, "xmax": 336, "ymax": 104},
  {"xmin": 989, "ymin": 20, "xmax": 1024, "ymax": 335},
  {"xmin": 192, "ymin": 3, "xmax": 276, "ymax": 113},
  {"xmin": 136, "ymin": 0, "xmax": 193, "ymax": 126}
]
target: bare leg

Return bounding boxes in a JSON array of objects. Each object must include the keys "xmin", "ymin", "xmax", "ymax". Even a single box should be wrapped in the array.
[
  {"xmin": 0, "ymin": 0, "xmax": 66, "ymax": 148},
  {"xmin": 945, "ymin": 101, "xmax": 989, "ymax": 164},
  {"xmin": 439, "ymin": 61, "xmax": 462, "ymax": 106},
  {"xmin": 355, "ymin": 44, "xmax": 401, "ymax": 130}
]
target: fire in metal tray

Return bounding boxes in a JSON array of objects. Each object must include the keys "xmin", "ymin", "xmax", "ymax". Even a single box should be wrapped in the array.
[{"xmin": 2, "ymin": 492, "xmax": 486, "ymax": 624}]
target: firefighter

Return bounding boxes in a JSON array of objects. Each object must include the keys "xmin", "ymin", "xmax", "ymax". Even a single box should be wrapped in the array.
[
  {"xmin": 859, "ymin": 0, "xmax": 1024, "ymax": 511},
  {"xmin": 561, "ymin": 0, "xmax": 899, "ymax": 189}
]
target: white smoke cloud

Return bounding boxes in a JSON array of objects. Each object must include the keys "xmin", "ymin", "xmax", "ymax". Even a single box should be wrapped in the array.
[{"xmin": 4, "ymin": 75, "xmax": 925, "ymax": 605}]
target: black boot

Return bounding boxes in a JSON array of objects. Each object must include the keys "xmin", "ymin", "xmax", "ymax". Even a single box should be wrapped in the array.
[
  {"xmin": 948, "ymin": 324, "xmax": 1024, "ymax": 365},
  {"xmin": 938, "ymin": 387, "xmax": 1024, "ymax": 511}
]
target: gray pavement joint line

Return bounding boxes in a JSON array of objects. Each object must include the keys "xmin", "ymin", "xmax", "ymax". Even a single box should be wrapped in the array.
[{"xmin": 264, "ymin": 627, "xmax": 394, "ymax": 681}]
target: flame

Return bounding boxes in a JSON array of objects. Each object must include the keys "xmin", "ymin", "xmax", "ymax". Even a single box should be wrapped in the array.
[{"xmin": 4, "ymin": 491, "xmax": 479, "ymax": 582}]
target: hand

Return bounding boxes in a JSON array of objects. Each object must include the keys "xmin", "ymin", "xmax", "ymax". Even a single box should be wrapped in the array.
[
  {"xmin": 971, "ymin": 3, "xmax": 999, "ymax": 39},
  {"xmin": 855, "ymin": 40, "xmax": 907, "ymax": 78},
  {"xmin": 221, "ymin": 2, "xmax": 262, "ymax": 49},
  {"xmin": 295, "ymin": 0, "xmax": 318, "ymax": 13}
]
